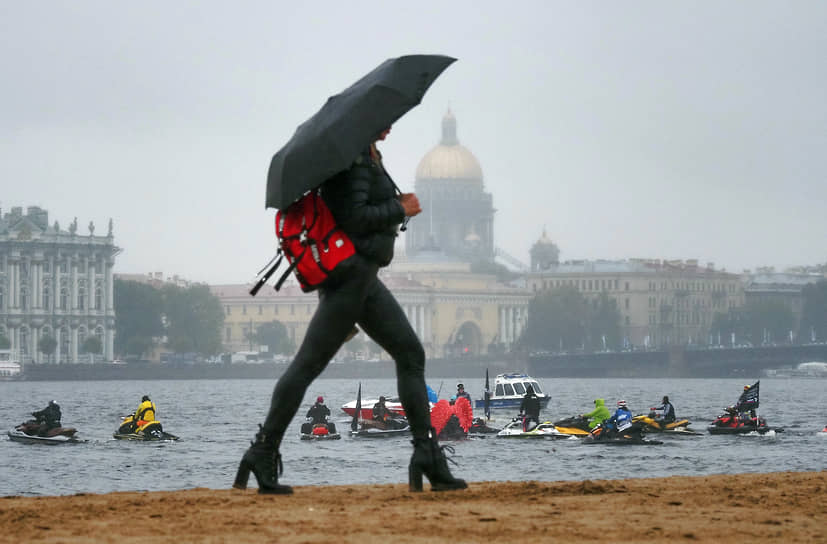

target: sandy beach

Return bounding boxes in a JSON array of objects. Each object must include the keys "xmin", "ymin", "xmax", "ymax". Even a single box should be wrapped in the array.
[{"xmin": 1, "ymin": 471, "xmax": 824, "ymax": 543}]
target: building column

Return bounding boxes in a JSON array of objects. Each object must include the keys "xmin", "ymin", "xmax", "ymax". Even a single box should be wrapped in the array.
[
  {"xmin": 105, "ymin": 327, "xmax": 114, "ymax": 360},
  {"xmin": 87, "ymin": 256, "xmax": 94, "ymax": 312},
  {"xmin": 417, "ymin": 305, "xmax": 425, "ymax": 340},
  {"xmin": 11, "ymin": 260, "xmax": 19, "ymax": 307},
  {"xmin": 54, "ymin": 327, "xmax": 61, "ymax": 365},
  {"xmin": 70, "ymin": 327, "xmax": 78, "ymax": 363},
  {"xmin": 497, "ymin": 306, "xmax": 505, "ymax": 344}
]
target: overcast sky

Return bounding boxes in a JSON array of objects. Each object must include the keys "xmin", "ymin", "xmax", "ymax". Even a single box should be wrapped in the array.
[{"xmin": 2, "ymin": 2, "xmax": 825, "ymax": 284}]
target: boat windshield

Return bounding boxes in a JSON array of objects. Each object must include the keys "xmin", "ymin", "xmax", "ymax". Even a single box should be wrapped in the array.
[
  {"xmin": 529, "ymin": 381, "xmax": 543, "ymax": 394},
  {"xmin": 513, "ymin": 382, "xmax": 526, "ymax": 395},
  {"xmin": 495, "ymin": 384, "xmax": 504, "ymax": 396},
  {"xmin": 503, "ymin": 383, "xmax": 515, "ymax": 396}
]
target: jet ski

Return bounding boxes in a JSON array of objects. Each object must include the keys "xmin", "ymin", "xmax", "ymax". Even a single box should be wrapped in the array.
[
  {"xmin": 496, "ymin": 417, "xmax": 571, "ymax": 439},
  {"xmin": 113, "ymin": 414, "xmax": 179, "ymax": 441},
  {"xmin": 468, "ymin": 417, "xmax": 501, "ymax": 435},
  {"xmin": 300, "ymin": 419, "xmax": 341, "ymax": 440},
  {"xmin": 707, "ymin": 412, "xmax": 782, "ymax": 435},
  {"xmin": 8, "ymin": 420, "xmax": 86, "ymax": 445},
  {"xmin": 349, "ymin": 416, "xmax": 410, "ymax": 438},
  {"xmin": 582, "ymin": 422, "xmax": 663, "ymax": 445},
  {"xmin": 551, "ymin": 415, "xmax": 593, "ymax": 437},
  {"xmin": 632, "ymin": 413, "xmax": 700, "ymax": 435}
]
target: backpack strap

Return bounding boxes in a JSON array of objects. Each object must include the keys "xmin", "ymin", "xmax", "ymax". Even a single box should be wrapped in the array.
[
  {"xmin": 274, "ymin": 246, "xmax": 307, "ymax": 291},
  {"xmin": 249, "ymin": 252, "xmax": 284, "ymax": 296}
]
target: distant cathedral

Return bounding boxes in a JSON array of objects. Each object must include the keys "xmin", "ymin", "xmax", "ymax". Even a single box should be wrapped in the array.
[{"xmin": 405, "ymin": 110, "xmax": 495, "ymax": 262}]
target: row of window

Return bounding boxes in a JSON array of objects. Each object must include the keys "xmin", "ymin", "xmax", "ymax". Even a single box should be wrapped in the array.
[
  {"xmin": 225, "ymin": 303, "xmax": 313, "ymax": 316},
  {"xmin": 0, "ymin": 259, "xmax": 107, "ymax": 275},
  {"xmin": 0, "ymin": 287, "xmax": 103, "ymax": 311},
  {"xmin": 648, "ymin": 280, "xmax": 736, "ymax": 293}
]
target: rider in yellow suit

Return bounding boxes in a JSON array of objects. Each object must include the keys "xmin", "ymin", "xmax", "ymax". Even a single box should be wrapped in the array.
[{"xmin": 135, "ymin": 395, "xmax": 156, "ymax": 426}]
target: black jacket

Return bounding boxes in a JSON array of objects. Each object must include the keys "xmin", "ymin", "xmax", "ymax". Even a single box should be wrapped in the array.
[
  {"xmin": 321, "ymin": 150, "xmax": 405, "ymax": 267},
  {"xmin": 306, "ymin": 403, "xmax": 331, "ymax": 424},
  {"xmin": 520, "ymin": 394, "xmax": 541, "ymax": 420},
  {"xmin": 33, "ymin": 404, "xmax": 61, "ymax": 426}
]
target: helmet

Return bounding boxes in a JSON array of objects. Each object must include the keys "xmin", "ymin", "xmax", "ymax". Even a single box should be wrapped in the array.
[
  {"xmin": 379, "ymin": 396, "xmax": 386, "ymax": 402},
  {"xmin": 617, "ymin": 400, "xmax": 627, "ymax": 408},
  {"xmin": 316, "ymin": 396, "xmax": 324, "ymax": 403},
  {"xmin": 662, "ymin": 395, "xmax": 669, "ymax": 403},
  {"xmin": 142, "ymin": 395, "xmax": 151, "ymax": 402},
  {"xmin": 49, "ymin": 400, "xmax": 58, "ymax": 406},
  {"xmin": 456, "ymin": 383, "xmax": 464, "ymax": 390},
  {"xmin": 743, "ymin": 385, "xmax": 750, "ymax": 391}
]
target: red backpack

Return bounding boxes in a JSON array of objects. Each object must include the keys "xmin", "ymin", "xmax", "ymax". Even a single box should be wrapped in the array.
[{"xmin": 250, "ymin": 190, "xmax": 356, "ymax": 295}]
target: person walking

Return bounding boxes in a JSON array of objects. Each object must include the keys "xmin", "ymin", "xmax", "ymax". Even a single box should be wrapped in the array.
[{"xmin": 234, "ymin": 127, "xmax": 466, "ymax": 495}]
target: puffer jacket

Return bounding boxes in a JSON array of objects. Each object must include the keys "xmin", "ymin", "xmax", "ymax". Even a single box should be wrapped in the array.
[
  {"xmin": 583, "ymin": 398, "xmax": 611, "ymax": 428},
  {"xmin": 321, "ymin": 149, "xmax": 405, "ymax": 267}
]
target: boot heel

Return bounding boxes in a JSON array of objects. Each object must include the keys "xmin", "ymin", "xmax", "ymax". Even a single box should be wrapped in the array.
[
  {"xmin": 233, "ymin": 460, "xmax": 251, "ymax": 490},
  {"xmin": 409, "ymin": 463, "xmax": 423, "ymax": 492}
]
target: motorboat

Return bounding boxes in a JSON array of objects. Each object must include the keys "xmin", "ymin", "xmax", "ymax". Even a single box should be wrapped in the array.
[
  {"xmin": 474, "ymin": 373, "xmax": 550, "ymax": 411},
  {"xmin": 341, "ymin": 396, "xmax": 406, "ymax": 419}
]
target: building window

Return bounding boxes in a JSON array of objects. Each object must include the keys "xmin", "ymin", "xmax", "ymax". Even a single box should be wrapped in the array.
[
  {"xmin": 0, "ymin": 288, "xmax": 4, "ymax": 309},
  {"xmin": 77, "ymin": 287, "xmax": 85, "ymax": 310},
  {"xmin": 625, "ymin": 298, "xmax": 630, "ymax": 310},
  {"xmin": 20, "ymin": 287, "xmax": 28, "ymax": 310},
  {"xmin": 60, "ymin": 288, "xmax": 68, "ymax": 310},
  {"xmin": 274, "ymin": 305, "xmax": 279, "ymax": 315},
  {"xmin": 95, "ymin": 287, "xmax": 102, "ymax": 310},
  {"xmin": 226, "ymin": 328, "xmax": 231, "ymax": 342},
  {"xmin": 242, "ymin": 305, "xmax": 247, "ymax": 315},
  {"xmin": 43, "ymin": 287, "xmax": 50, "ymax": 310},
  {"xmin": 226, "ymin": 306, "xmax": 231, "ymax": 315},
  {"xmin": 625, "ymin": 282, "xmax": 630, "ymax": 291},
  {"xmin": 258, "ymin": 305, "xmax": 263, "ymax": 315}
]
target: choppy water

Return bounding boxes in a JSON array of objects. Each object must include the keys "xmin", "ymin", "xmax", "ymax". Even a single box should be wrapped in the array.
[{"xmin": 1, "ymin": 377, "xmax": 825, "ymax": 496}]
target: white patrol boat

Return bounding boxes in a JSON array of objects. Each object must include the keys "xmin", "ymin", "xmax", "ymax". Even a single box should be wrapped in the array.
[{"xmin": 474, "ymin": 372, "xmax": 550, "ymax": 411}]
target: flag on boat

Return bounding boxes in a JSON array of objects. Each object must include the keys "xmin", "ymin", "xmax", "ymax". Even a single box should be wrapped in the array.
[{"xmin": 735, "ymin": 381, "xmax": 759, "ymax": 412}]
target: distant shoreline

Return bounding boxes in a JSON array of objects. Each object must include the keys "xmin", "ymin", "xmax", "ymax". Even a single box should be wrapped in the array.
[{"xmin": 16, "ymin": 359, "xmax": 519, "ymax": 381}]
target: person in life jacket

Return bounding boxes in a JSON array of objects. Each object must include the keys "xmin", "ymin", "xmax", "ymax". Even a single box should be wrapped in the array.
[
  {"xmin": 450, "ymin": 383, "xmax": 472, "ymax": 405},
  {"xmin": 135, "ymin": 395, "xmax": 156, "ymax": 426},
  {"xmin": 372, "ymin": 396, "xmax": 392, "ymax": 422},
  {"xmin": 604, "ymin": 400, "xmax": 633, "ymax": 436},
  {"xmin": 652, "ymin": 395, "xmax": 676, "ymax": 424},
  {"xmin": 32, "ymin": 400, "xmax": 62, "ymax": 435},
  {"xmin": 519, "ymin": 385, "xmax": 541, "ymax": 431},
  {"xmin": 306, "ymin": 396, "xmax": 331, "ymax": 425}
]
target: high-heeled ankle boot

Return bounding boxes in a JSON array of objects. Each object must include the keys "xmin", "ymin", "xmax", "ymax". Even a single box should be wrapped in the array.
[
  {"xmin": 409, "ymin": 428, "xmax": 468, "ymax": 492},
  {"xmin": 233, "ymin": 425, "xmax": 293, "ymax": 494}
]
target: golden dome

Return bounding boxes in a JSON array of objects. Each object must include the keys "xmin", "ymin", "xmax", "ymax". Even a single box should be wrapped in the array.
[
  {"xmin": 536, "ymin": 227, "xmax": 555, "ymax": 245},
  {"xmin": 415, "ymin": 110, "xmax": 483, "ymax": 181}
]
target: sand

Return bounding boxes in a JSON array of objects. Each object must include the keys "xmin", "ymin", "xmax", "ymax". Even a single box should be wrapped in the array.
[{"xmin": 1, "ymin": 471, "xmax": 824, "ymax": 543}]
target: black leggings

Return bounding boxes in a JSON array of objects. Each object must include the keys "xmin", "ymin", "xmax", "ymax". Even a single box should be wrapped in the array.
[{"xmin": 261, "ymin": 256, "xmax": 429, "ymax": 443}]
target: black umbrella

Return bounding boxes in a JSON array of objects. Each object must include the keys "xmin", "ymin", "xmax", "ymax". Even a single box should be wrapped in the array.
[{"xmin": 266, "ymin": 54, "xmax": 457, "ymax": 210}]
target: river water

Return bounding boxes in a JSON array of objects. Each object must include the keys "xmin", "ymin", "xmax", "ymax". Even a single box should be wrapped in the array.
[{"xmin": 1, "ymin": 377, "xmax": 825, "ymax": 496}]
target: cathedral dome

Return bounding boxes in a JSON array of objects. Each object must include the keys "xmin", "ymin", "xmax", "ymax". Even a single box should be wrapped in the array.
[{"xmin": 415, "ymin": 110, "xmax": 483, "ymax": 181}]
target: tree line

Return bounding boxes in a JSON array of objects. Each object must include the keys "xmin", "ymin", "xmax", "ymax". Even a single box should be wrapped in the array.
[{"xmin": 519, "ymin": 280, "xmax": 827, "ymax": 351}]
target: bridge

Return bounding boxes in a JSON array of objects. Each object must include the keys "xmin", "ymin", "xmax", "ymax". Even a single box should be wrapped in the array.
[{"xmin": 526, "ymin": 344, "xmax": 827, "ymax": 378}]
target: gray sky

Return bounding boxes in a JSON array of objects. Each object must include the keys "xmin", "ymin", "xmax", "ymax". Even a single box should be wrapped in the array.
[{"xmin": 2, "ymin": 2, "xmax": 825, "ymax": 284}]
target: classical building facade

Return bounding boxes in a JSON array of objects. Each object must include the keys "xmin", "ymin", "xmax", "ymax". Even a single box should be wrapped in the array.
[
  {"xmin": 212, "ymin": 261, "xmax": 531, "ymax": 359},
  {"xmin": 526, "ymin": 252, "xmax": 744, "ymax": 348},
  {"xmin": 0, "ymin": 206, "xmax": 120, "ymax": 363}
]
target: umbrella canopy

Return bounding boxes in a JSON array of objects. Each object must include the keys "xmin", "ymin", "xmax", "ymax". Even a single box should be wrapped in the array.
[{"xmin": 266, "ymin": 54, "xmax": 456, "ymax": 210}]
